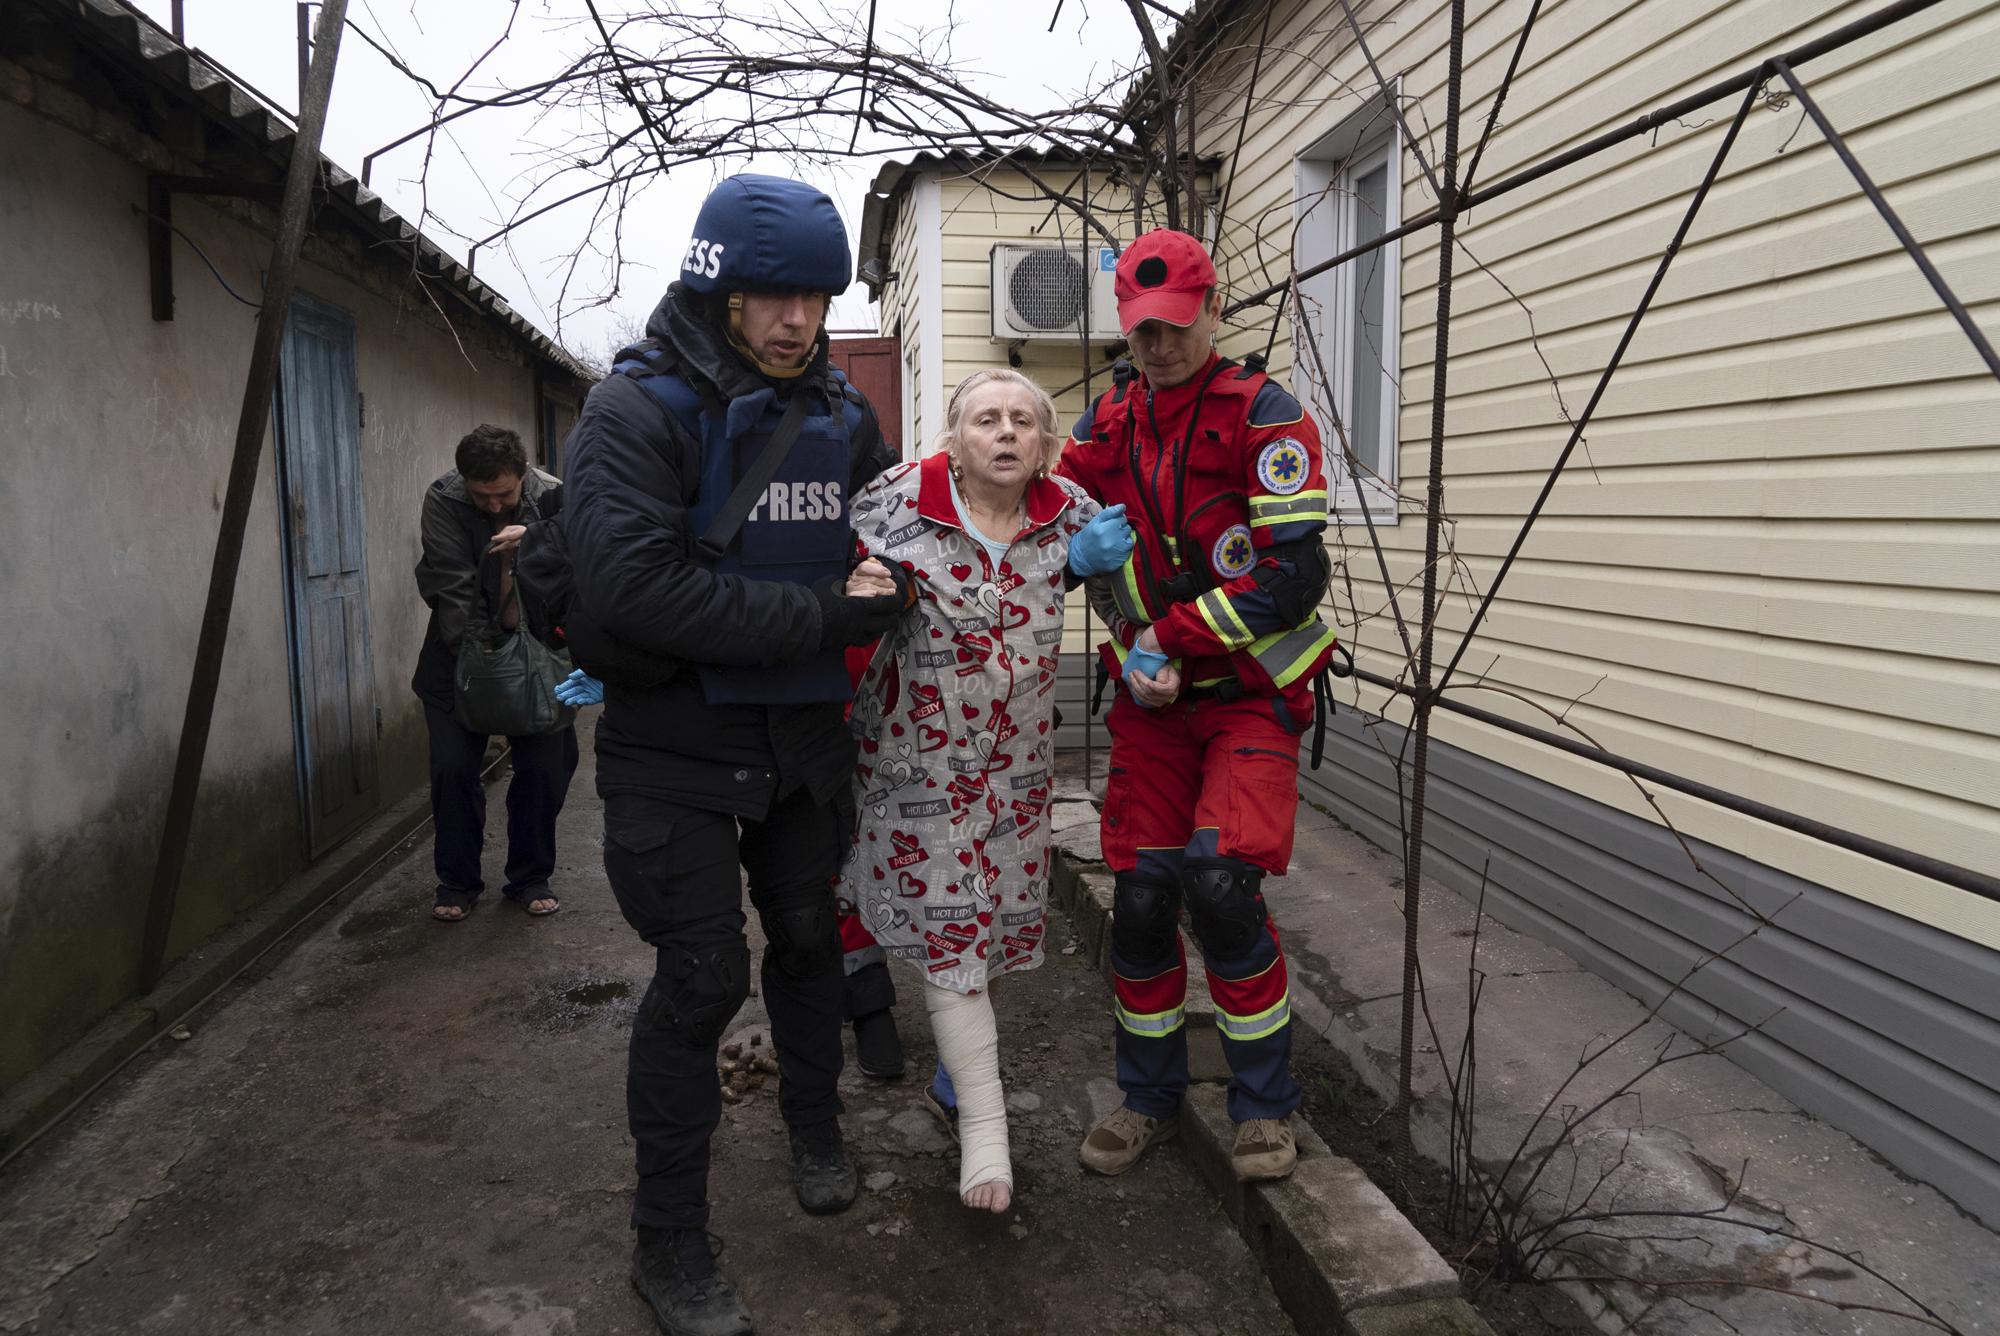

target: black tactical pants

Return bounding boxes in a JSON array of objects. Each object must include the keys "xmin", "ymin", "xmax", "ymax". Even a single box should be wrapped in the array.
[{"xmin": 603, "ymin": 785, "xmax": 848, "ymax": 1230}]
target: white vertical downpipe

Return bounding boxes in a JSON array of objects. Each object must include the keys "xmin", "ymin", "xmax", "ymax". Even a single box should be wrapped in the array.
[{"xmin": 914, "ymin": 173, "xmax": 946, "ymax": 456}]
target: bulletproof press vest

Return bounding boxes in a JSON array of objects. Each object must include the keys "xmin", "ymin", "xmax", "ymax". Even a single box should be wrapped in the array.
[{"xmin": 617, "ymin": 348, "xmax": 860, "ymax": 706}]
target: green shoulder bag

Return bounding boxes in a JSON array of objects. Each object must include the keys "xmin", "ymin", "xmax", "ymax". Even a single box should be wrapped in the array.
[{"xmin": 453, "ymin": 583, "xmax": 576, "ymax": 737}]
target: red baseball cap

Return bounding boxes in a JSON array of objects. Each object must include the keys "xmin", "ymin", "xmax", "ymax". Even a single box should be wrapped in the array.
[{"xmin": 1113, "ymin": 229, "xmax": 1218, "ymax": 335}]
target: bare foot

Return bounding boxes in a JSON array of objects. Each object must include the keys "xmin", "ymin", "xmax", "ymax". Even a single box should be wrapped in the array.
[
  {"xmin": 525, "ymin": 895, "xmax": 558, "ymax": 915},
  {"xmin": 962, "ymin": 1178, "xmax": 1012, "ymax": 1214},
  {"xmin": 432, "ymin": 904, "xmax": 467, "ymax": 922}
]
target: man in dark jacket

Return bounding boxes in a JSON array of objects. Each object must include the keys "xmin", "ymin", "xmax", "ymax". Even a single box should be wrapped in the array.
[
  {"xmin": 411, "ymin": 424, "xmax": 579, "ymax": 922},
  {"xmin": 560, "ymin": 174, "xmax": 912, "ymax": 1336}
]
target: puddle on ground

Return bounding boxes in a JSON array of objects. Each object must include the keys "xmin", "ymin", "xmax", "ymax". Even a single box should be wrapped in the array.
[
  {"xmin": 521, "ymin": 971, "xmax": 638, "ymax": 1033},
  {"xmin": 562, "ymin": 980, "xmax": 630, "ymax": 1007}
]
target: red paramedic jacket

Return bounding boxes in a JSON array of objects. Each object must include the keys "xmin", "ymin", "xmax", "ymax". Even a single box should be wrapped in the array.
[{"xmin": 1058, "ymin": 352, "xmax": 1337, "ymax": 698}]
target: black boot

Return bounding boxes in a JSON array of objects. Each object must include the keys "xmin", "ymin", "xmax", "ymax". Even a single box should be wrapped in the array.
[
  {"xmin": 788, "ymin": 1119, "xmax": 858, "ymax": 1215},
  {"xmin": 630, "ymin": 1227, "xmax": 752, "ymax": 1336},
  {"xmin": 852, "ymin": 1008, "xmax": 906, "ymax": 1081}
]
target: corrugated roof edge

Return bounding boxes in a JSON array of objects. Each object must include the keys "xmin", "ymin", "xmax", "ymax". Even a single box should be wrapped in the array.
[
  {"xmin": 46, "ymin": 0, "xmax": 593, "ymax": 383},
  {"xmin": 854, "ymin": 140, "xmax": 1226, "ymax": 302}
]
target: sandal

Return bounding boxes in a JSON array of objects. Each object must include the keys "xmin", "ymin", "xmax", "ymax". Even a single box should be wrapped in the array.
[
  {"xmin": 505, "ymin": 887, "xmax": 561, "ymax": 917},
  {"xmin": 921, "ymin": 1088, "xmax": 960, "ymax": 1144},
  {"xmin": 432, "ymin": 888, "xmax": 477, "ymax": 923}
]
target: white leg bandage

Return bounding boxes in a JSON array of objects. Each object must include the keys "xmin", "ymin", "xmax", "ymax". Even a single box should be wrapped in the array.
[{"xmin": 924, "ymin": 983, "xmax": 1010, "ymax": 1196}]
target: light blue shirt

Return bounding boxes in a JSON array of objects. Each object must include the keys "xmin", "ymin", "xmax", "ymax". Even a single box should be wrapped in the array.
[{"xmin": 947, "ymin": 470, "xmax": 1015, "ymax": 570}]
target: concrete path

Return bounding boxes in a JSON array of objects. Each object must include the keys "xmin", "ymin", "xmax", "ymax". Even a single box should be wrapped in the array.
[
  {"xmin": 0, "ymin": 719, "xmax": 1292, "ymax": 1336},
  {"xmin": 1266, "ymin": 797, "xmax": 1998, "ymax": 1335}
]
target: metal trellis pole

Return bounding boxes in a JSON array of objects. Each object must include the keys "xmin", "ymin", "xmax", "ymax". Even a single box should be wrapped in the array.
[
  {"xmin": 140, "ymin": 0, "xmax": 350, "ymax": 994},
  {"xmin": 1770, "ymin": 58, "xmax": 2000, "ymax": 383},
  {"xmin": 1394, "ymin": 0, "xmax": 1467, "ymax": 1158}
]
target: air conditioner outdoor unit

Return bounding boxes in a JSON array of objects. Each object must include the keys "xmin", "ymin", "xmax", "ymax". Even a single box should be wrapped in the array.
[{"xmin": 990, "ymin": 244, "xmax": 1121, "ymax": 342}]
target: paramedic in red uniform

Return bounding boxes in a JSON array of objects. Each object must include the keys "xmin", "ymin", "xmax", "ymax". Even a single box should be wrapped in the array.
[{"xmin": 1060, "ymin": 229, "xmax": 1337, "ymax": 1183}]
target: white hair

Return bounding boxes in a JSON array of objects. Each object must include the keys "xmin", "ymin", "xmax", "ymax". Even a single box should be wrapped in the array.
[{"xmin": 935, "ymin": 369, "xmax": 1063, "ymax": 474}]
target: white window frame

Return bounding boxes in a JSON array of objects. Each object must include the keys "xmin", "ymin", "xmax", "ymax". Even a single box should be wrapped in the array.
[{"xmin": 1293, "ymin": 89, "xmax": 1403, "ymax": 520}]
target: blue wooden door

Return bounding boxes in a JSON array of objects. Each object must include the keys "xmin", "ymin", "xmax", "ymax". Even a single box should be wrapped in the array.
[{"xmin": 277, "ymin": 292, "xmax": 378, "ymax": 855}]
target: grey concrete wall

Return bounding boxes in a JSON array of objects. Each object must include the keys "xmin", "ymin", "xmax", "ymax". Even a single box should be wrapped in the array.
[
  {"xmin": 0, "ymin": 92, "xmax": 545, "ymax": 1091},
  {"xmin": 1299, "ymin": 705, "xmax": 2000, "ymax": 1228}
]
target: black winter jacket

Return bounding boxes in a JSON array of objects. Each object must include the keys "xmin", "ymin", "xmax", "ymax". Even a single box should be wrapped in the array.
[
  {"xmin": 411, "ymin": 466, "xmax": 563, "ymax": 713},
  {"xmin": 561, "ymin": 284, "xmax": 895, "ymax": 815}
]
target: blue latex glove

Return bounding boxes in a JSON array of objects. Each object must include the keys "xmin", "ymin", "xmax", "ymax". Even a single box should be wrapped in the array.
[
  {"xmin": 1067, "ymin": 504, "xmax": 1135, "ymax": 577},
  {"xmin": 1123, "ymin": 644, "xmax": 1170, "ymax": 708},
  {"xmin": 554, "ymin": 668, "xmax": 604, "ymax": 707}
]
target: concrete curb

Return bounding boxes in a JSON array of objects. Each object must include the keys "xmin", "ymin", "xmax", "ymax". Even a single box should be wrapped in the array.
[
  {"xmin": 0, "ymin": 751, "xmax": 504, "ymax": 1164},
  {"xmin": 1049, "ymin": 834, "xmax": 1493, "ymax": 1336}
]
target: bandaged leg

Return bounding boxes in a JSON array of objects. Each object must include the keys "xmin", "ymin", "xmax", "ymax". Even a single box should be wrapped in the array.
[{"xmin": 923, "ymin": 983, "xmax": 1010, "ymax": 1207}]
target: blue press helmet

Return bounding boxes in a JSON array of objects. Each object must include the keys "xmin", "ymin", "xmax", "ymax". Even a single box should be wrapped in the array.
[{"xmin": 679, "ymin": 174, "xmax": 852, "ymax": 297}]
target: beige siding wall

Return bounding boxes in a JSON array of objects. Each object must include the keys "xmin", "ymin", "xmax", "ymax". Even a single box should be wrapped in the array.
[
  {"xmin": 934, "ymin": 168, "xmax": 1134, "ymax": 435},
  {"xmin": 1190, "ymin": 0, "xmax": 2000, "ymax": 942}
]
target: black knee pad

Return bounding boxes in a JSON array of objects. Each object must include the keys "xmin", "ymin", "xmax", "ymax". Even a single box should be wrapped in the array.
[
  {"xmin": 1110, "ymin": 873, "xmax": 1182, "ymax": 968},
  {"xmin": 760, "ymin": 896, "xmax": 840, "ymax": 982},
  {"xmin": 639, "ymin": 941, "xmax": 752, "ymax": 1045},
  {"xmin": 1181, "ymin": 859, "xmax": 1268, "ymax": 959}
]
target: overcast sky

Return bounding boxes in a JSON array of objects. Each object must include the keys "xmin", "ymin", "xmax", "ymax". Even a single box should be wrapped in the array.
[{"xmin": 127, "ymin": 0, "xmax": 1156, "ymax": 364}]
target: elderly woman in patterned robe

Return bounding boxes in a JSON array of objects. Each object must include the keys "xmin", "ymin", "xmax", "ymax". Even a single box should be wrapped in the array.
[{"xmin": 837, "ymin": 369, "xmax": 1133, "ymax": 1213}]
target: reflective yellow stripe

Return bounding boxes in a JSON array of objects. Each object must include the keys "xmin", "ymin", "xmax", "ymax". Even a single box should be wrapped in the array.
[
  {"xmin": 1248, "ymin": 491, "xmax": 1329, "ymax": 525},
  {"xmin": 1196, "ymin": 589, "xmax": 1255, "ymax": 650},
  {"xmin": 1112, "ymin": 556, "xmax": 1150, "ymax": 623},
  {"xmin": 1116, "ymin": 1003, "xmax": 1187, "ymax": 1037},
  {"xmin": 1248, "ymin": 489, "xmax": 1327, "ymax": 510},
  {"xmin": 1216, "ymin": 991, "xmax": 1291, "ymax": 1042},
  {"xmin": 1249, "ymin": 621, "xmax": 1337, "ymax": 689}
]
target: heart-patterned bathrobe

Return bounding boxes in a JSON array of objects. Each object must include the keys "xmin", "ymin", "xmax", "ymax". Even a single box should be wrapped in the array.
[{"xmin": 837, "ymin": 452, "xmax": 1100, "ymax": 995}]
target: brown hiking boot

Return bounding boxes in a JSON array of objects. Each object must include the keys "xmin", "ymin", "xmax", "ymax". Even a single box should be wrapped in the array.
[
  {"xmin": 1232, "ymin": 1117, "xmax": 1298, "ymax": 1182},
  {"xmin": 1079, "ymin": 1106, "xmax": 1178, "ymax": 1176}
]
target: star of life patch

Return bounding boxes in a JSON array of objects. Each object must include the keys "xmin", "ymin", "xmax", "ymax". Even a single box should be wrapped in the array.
[
  {"xmin": 1212, "ymin": 523, "xmax": 1256, "ymax": 577},
  {"xmin": 1256, "ymin": 439, "xmax": 1310, "ymax": 495}
]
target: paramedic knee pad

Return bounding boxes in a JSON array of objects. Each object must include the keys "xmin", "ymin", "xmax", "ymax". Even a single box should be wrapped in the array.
[
  {"xmin": 640, "ymin": 941, "xmax": 753, "ymax": 1045},
  {"xmin": 760, "ymin": 896, "xmax": 841, "ymax": 981},
  {"xmin": 1181, "ymin": 859, "xmax": 1268, "ymax": 959},
  {"xmin": 1111, "ymin": 873, "xmax": 1182, "ymax": 968}
]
